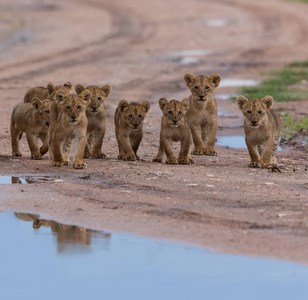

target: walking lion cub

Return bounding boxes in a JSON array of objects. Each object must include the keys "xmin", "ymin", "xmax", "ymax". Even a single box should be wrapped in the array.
[
  {"xmin": 11, "ymin": 98, "xmax": 51, "ymax": 159},
  {"xmin": 115, "ymin": 100, "xmax": 151, "ymax": 161},
  {"xmin": 237, "ymin": 95, "xmax": 281, "ymax": 168},
  {"xmin": 50, "ymin": 90, "xmax": 91, "ymax": 169},
  {"xmin": 153, "ymin": 98, "xmax": 193, "ymax": 164}
]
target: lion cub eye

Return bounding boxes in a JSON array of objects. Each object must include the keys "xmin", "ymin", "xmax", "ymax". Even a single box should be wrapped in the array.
[
  {"xmin": 77, "ymin": 105, "xmax": 81, "ymax": 110},
  {"xmin": 98, "ymin": 97, "xmax": 102, "ymax": 101},
  {"xmin": 66, "ymin": 106, "xmax": 71, "ymax": 111},
  {"xmin": 129, "ymin": 114, "xmax": 133, "ymax": 118},
  {"xmin": 205, "ymin": 86, "xmax": 209, "ymax": 90},
  {"xmin": 178, "ymin": 111, "xmax": 182, "ymax": 115},
  {"xmin": 257, "ymin": 111, "xmax": 262, "ymax": 115},
  {"xmin": 168, "ymin": 111, "xmax": 173, "ymax": 115},
  {"xmin": 138, "ymin": 114, "xmax": 142, "ymax": 118},
  {"xmin": 194, "ymin": 86, "xmax": 199, "ymax": 90},
  {"xmin": 247, "ymin": 110, "xmax": 252, "ymax": 114},
  {"xmin": 45, "ymin": 110, "xmax": 50, "ymax": 114}
]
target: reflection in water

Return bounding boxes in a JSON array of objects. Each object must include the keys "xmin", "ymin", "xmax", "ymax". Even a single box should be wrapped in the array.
[
  {"xmin": 14, "ymin": 213, "xmax": 111, "ymax": 254},
  {"xmin": 0, "ymin": 176, "xmax": 62, "ymax": 184}
]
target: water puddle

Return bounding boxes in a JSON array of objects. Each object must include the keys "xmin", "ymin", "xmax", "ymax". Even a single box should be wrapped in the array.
[
  {"xmin": 195, "ymin": 18, "xmax": 230, "ymax": 27},
  {"xmin": 217, "ymin": 136, "xmax": 283, "ymax": 151},
  {"xmin": 0, "ymin": 175, "xmax": 62, "ymax": 184},
  {"xmin": 215, "ymin": 93, "xmax": 236, "ymax": 100},
  {"xmin": 0, "ymin": 211, "xmax": 307, "ymax": 299},
  {"xmin": 220, "ymin": 79, "xmax": 260, "ymax": 88}
]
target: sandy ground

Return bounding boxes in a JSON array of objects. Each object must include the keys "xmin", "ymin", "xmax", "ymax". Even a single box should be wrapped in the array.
[{"xmin": 0, "ymin": 0, "xmax": 308, "ymax": 264}]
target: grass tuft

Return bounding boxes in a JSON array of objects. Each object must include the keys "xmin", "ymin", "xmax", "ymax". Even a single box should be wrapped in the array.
[{"xmin": 279, "ymin": 113, "xmax": 308, "ymax": 140}]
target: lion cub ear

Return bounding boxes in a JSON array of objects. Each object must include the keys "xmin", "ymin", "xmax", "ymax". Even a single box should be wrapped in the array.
[
  {"xmin": 31, "ymin": 97, "xmax": 43, "ymax": 110},
  {"xmin": 56, "ymin": 90, "xmax": 67, "ymax": 104},
  {"xmin": 209, "ymin": 73, "xmax": 221, "ymax": 87},
  {"xmin": 237, "ymin": 95, "xmax": 249, "ymax": 110},
  {"xmin": 184, "ymin": 73, "xmax": 196, "ymax": 86},
  {"xmin": 159, "ymin": 97, "xmax": 168, "ymax": 110},
  {"xmin": 181, "ymin": 98, "xmax": 190, "ymax": 111},
  {"xmin": 79, "ymin": 89, "xmax": 92, "ymax": 105},
  {"xmin": 63, "ymin": 82, "xmax": 72, "ymax": 91},
  {"xmin": 75, "ymin": 84, "xmax": 86, "ymax": 95},
  {"xmin": 47, "ymin": 82, "xmax": 55, "ymax": 95},
  {"xmin": 118, "ymin": 100, "xmax": 129, "ymax": 113},
  {"xmin": 261, "ymin": 95, "xmax": 273, "ymax": 110},
  {"xmin": 101, "ymin": 84, "xmax": 111, "ymax": 97},
  {"xmin": 141, "ymin": 100, "xmax": 151, "ymax": 113}
]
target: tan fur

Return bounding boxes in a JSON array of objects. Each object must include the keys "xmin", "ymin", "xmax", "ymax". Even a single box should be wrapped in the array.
[
  {"xmin": 237, "ymin": 95, "xmax": 281, "ymax": 168},
  {"xmin": 50, "ymin": 90, "xmax": 91, "ymax": 169},
  {"xmin": 75, "ymin": 84, "xmax": 111, "ymax": 158},
  {"xmin": 184, "ymin": 73, "xmax": 220, "ymax": 155},
  {"xmin": 115, "ymin": 100, "xmax": 150, "ymax": 161},
  {"xmin": 153, "ymin": 98, "xmax": 193, "ymax": 164},
  {"xmin": 10, "ymin": 98, "xmax": 51, "ymax": 159},
  {"xmin": 24, "ymin": 82, "xmax": 72, "ymax": 103}
]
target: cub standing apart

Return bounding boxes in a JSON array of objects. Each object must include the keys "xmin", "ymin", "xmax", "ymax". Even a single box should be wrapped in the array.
[
  {"xmin": 11, "ymin": 98, "xmax": 51, "ymax": 159},
  {"xmin": 237, "ymin": 95, "xmax": 281, "ymax": 168},
  {"xmin": 115, "ymin": 100, "xmax": 150, "ymax": 161},
  {"xmin": 75, "ymin": 84, "xmax": 111, "ymax": 158},
  {"xmin": 184, "ymin": 73, "xmax": 221, "ymax": 156},
  {"xmin": 153, "ymin": 98, "xmax": 193, "ymax": 164},
  {"xmin": 50, "ymin": 90, "xmax": 91, "ymax": 169},
  {"xmin": 24, "ymin": 82, "xmax": 72, "ymax": 102}
]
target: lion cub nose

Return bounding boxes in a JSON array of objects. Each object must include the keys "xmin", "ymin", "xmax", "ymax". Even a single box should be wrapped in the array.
[
  {"xmin": 251, "ymin": 121, "xmax": 257, "ymax": 125},
  {"xmin": 173, "ymin": 120, "xmax": 177, "ymax": 124},
  {"xmin": 71, "ymin": 116, "xmax": 76, "ymax": 121},
  {"xmin": 199, "ymin": 96, "xmax": 204, "ymax": 99}
]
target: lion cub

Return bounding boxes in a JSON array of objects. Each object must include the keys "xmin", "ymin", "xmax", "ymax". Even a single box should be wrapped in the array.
[
  {"xmin": 237, "ymin": 95, "xmax": 281, "ymax": 168},
  {"xmin": 11, "ymin": 98, "xmax": 51, "ymax": 159},
  {"xmin": 75, "ymin": 84, "xmax": 111, "ymax": 158},
  {"xmin": 115, "ymin": 100, "xmax": 151, "ymax": 161},
  {"xmin": 184, "ymin": 73, "xmax": 221, "ymax": 156},
  {"xmin": 50, "ymin": 90, "xmax": 91, "ymax": 169},
  {"xmin": 153, "ymin": 98, "xmax": 192, "ymax": 164},
  {"xmin": 24, "ymin": 82, "xmax": 72, "ymax": 102}
]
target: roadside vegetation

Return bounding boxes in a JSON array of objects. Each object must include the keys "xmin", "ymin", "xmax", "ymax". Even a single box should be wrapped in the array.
[
  {"xmin": 279, "ymin": 113, "xmax": 308, "ymax": 141},
  {"xmin": 238, "ymin": 61, "xmax": 308, "ymax": 102}
]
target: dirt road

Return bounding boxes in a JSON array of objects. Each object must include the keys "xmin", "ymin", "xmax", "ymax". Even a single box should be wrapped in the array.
[{"xmin": 0, "ymin": 0, "xmax": 307, "ymax": 263}]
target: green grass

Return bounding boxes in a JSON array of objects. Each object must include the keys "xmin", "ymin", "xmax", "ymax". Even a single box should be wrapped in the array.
[
  {"xmin": 238, "ymin": 61, "xmax": 308, "ymax": 102},
  {"xmin": 279, "ymin": 113, "xmax": 308, "ymax": 139}
]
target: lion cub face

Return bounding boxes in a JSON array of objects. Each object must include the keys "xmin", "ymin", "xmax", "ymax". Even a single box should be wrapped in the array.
[
  {"xmin": 32, "ymin": 98, "xmax": 51, "ymax": 126},
  {"xmin": 75, "ymin": 84, "xmax": 111, "ymax": 115},
  {"xmin": 184, "ymin": 73, "xmax": 221, "ymax": 101},
  {"xmin": 118, "ymin": 100, "xmax": 151, "ymax": 129},
  {"xmin": 56, "ymin": 90, "xmax": 91, "ymax": 124},
  {"xmin": 159, "ymin": 98, "xmax": 189, "ymax": 127},
  {"xmin": 237, "ymin": 95, "xmax": 273, "ymax": 128}
]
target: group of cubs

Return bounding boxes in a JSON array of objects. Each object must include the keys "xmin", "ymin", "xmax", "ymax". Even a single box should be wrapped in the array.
[{"xmin": 10, "ymin": 73, "xmax": 281, "ymax": 169}]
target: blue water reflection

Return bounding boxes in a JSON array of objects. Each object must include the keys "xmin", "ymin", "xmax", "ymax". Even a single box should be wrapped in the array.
[{"xmin": 0, "ymin": 211, "xmax": 307, "ymax": 300}]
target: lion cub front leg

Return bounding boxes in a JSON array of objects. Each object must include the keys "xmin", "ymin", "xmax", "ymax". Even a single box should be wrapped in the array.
[
  {"xmin": 246, "ymin": 141, "xmax": 260, "ymax": 168},
  {"xmin": 39, "ymin": 132, "xmax": 49, "ymax": 156},
  {"xmin": 178, "ymin": 135, "xmax": 193, "ymax": 164},
  {"xmin": 203, "ymin": 121, "xmax": 218, "ymax": 156},
  {"xmin": 153, "ymin": 139, "xmax": 164, "ymax": 163},
  {"xmin": 26, "ymin": 130, "xmax": 42, "ymax": 160},
  {"xmin": 91, "ymin": 127, "xmax": 106, "ymax": 159},
  {"xmin": 190, "ymin": 123, "xmax": 205, "ymax": 155},
  {"xmin": 51, "ymin": 133, "xmax": 65, "ymax": 167},
  {"xmin": 62, "ymin": 137, "xmax": 73, "ymax": 166},
  {"xmin": 117, "ymin": 134, "xmax": 136, "ymax": 161},
  {"xmin": 161, "ymin": 137, "xmax": 177, "ymax": 164},
  {"xmin": 260, "ymin": 140, "xmax": 274, "ymax": 169},
  {"xmin": 73, "ymin": 134, "xmax": 88, "ymax": 169}
]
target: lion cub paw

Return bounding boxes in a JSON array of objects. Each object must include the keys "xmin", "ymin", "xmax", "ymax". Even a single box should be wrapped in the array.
[
  {"xmin": 178, "ymin": 157, "xmax": 191, "ymax": 164},
  {"xmin": 166, "ymin": 157, "xmax": 178, "ymax": 164},
  {"xmin": 122, "ymin": 154, "xmax": 136, "ymax": 161},
  {"xmin": 192, "ymin": 148, "xmax": 204, "ymax": 155},
  {"xmin": 188, "ymin": 156, "xmax": 195, "ymax": 164},
  {"xmin": 51, "ymin": 160, "xmax": 64, "ymax": 167},
  {"xmin": 248, "ymin": 162, "xmax": 260, "ymax": 168},
  {"xmin": 73, "ymin": 161, "xmax": 87, "ymax": 169},
  {"xmin": 204, "ymin": 149, "xmax": 217, "ymax": 156},
  {"xmin": 12, "ymin": 152, "xmax": 22, "ymax": 157},
  {"xmin": 92, "ymin": 152, "xmax": 106, "ymax": 159},
  {"xmin": 63, "ymin": 160, "xmax": 70, "ymax": 166},
  {"xmin": 31, "ymin": 153, "xmax": 42, "ymax": 160},
  {"xmin": 152, "ymin": 157, "xmax": 162, "ymax": 163},
  {"xmin": 260, "ymin": 162, "xmax": 271, "ymax": 169}
]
